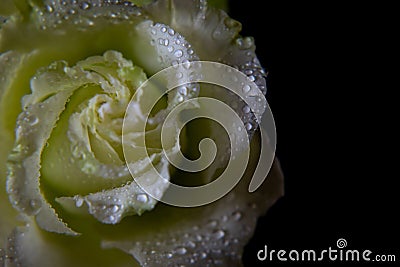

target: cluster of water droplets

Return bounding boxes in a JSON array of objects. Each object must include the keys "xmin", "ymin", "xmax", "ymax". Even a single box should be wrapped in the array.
[
  {"xmin": 102, "ymin": 192, "xmax": 265, "ymax": 267},
  {"xmin": 214, "ymin": 35, "xmax": 269, "ymax": 138},
  {"xmin": 71, "ymin": 177, "xmax": 162, "ymax": 224},
  {"xmin": 3, "ymin": 230, "xmax": 21, "ymax": 267},
  {"xmin": 6, "ymin": 105, "xmax": 47, "ymax": 215},
  {"xmin": 35, "ymin": 0, "xmax": 143, "ymax": 30},
  {"xmin": 147, "ymin": 22, "xmax": 201, "ymax": 106}
]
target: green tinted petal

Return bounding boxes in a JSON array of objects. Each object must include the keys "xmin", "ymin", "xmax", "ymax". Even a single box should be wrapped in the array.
[
  {"xmin": 144, "ymin": 0, "xmax": 267, "ymax": 135},
  {"xmin": 0, "ymin": 51, "xmax": 23, "ymax": 247},
  {"xmin": 4, "ymin": 220, "xmax": 138, "ymax": 267},
  {"xmin": 6, "ymin": 50, "xmax": 147, "ymax": 233},
  {"xmin": 144, "ymin": 0, "xmax": 242, "ymax": 60},
  {"xmin": 57, "ymin": 155, "xmax": 172, "ymax": 224},
  {"xmin": 40, "ymin": 51, "xmax": 145, "ymax": 196},
  {"xmin": 6, "ymin": 86, "xmax": 78, "ymax": 234}
]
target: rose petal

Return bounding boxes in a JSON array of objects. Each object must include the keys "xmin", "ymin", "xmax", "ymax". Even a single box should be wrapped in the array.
[{"xmin": 102, "ymin": 135, "xmax": 283, "ymax": 266}]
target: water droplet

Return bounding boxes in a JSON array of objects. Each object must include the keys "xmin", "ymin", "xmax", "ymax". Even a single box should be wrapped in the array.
[
  {"xmin": 187, "ymin": 241, "xmax": 196, "ymax": 248},
  {"xmin": 174, "ymin": 49, "xmax": 183, "ymax": 58},
  {"xmin": 26, "ymin": 114, "xmax": 39, "ymax": 125},
  {"xmin": 207, "ymin": 220, "xmax": 218, "ymax": 228},
  {"xmin": 75, "ymin": 197, "xmax": 84, "ymax": 207},
  {"xmin": 243, "ymin": 106, "xmax": 251, "ymax": 114},
  {"xmin": 136, "ymin": 194, "xmax": 148, "ymax": 203},
  {"xmin": 244, "ymin": 69, "xmax": 253, "ymax": 75},
  {"xmin": 182, "ymin": 60, "xmax": 191, "ymax": 69},
  {"xmin": 160, "ymin": 26, "xmax": 167, "ymax": 33},
  {"xmin": 29, "ymin": 199, "xmax": 40, "ymax": 209},
  {"xmin": 172, "ymin": 60, "xmax": 179, "ymax": 67},
  {"xmin": 232, "ymin": 211, "xmax": 242, "ymax": 221},
  {"xmin": 168, "ymin": 28, "xmax": 175, "ymax": 35},
  {"xmin": 187, "ymin": 48, "xmax": 194, "ymax": 55},
  {"xmin": 245, "ymin": 122, "xmax": 253, "ymax": 131},
  {"xmin": 176, "ymin": 72, "xmax": 183, "ymax": 79},
  {"xmin": 167, "ymin": 46, "xmax": 174, "ymax": 52},
  {"xmin": 164, "ymin": 39, "xmax": 169, "ymax": 46},
  {"xmin": 80, "ymin": 1, "xmax": 90, "ymax": 10},
  {"xmin": 166, "ymin": 253, "xmax": 173, "ymax": 258},
  {"xmin": 178, "ymin": 86, "xmax": 188, "ymax": 95},
  {"xmin": 46, "ymin": 5, "xmax": 54, "ymax": 13},
  {"xmin": 176, "ymin": 247, "xmax": 187, "ymax": 255},
  {"xmin": 200, "ymin": 252, "xmax": 207, "ymax": 259},
  {"xmin": 111, "ymin": 205, "xmax": 120, "ymax": 213},
  {"xmin": 213, "ymin": 230, "xmax": 225, "ymax": 239},
  {"xmin": 242, "ymin": 84, "xmax": 251, "ymax": 93}
]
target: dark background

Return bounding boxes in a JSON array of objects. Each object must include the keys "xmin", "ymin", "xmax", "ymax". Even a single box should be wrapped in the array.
[{"xmin": 227, "ymin": 1, "xmax": 398, "ymax": 266}]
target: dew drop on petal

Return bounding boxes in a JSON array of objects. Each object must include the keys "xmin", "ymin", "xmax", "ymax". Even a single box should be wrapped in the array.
[
  {"xmin": 187, "ymin": 241, "xmax": 196, "ymax": 248},
  {"xmin": 174, "ymin": 49, "xmax": 183, "ymax": 58},
  {"xmin": 178, "ymin": 86, "xmax": 188, "ymax": 95},
  {"xmin": 243, "ymin": 105, "xmax": 251, "ymax": 114},
  {"xmin": 136, "ymin": 194, "xmax": 148, "ymax": 203},
  {"xmin": 80, "ymin": 1, "xmax": 90, "ymax": 10},
  {"xmin": 213, "ymin": 230, "xmax": 225, "ymax": 239},
  {"xmin": 168, "ymin": 28, "xmax": 175, "ymax": 35},
  {"xmin": 29, "ymin": 199, "xmax": 40, "ymax": 209},
  {"xmin": 175, "ymin": 247, "xmax": 187, "ymax": 255},
  {"xmin": 232, "ymin": 211, "xmax": 242, "ymax": 221},
  {"xmin": 46, "ymin": 5, "xmax": 54, "ymax": 13},
  {"xmin": 111, "ymin": 205, "xmax": 120, "ymax": 213},
  {"xmin": 75, "ymin": 197, "xmax": 84, "ymax": 207},
  {"xmin": 245, "ymin": 122, "xmax": 253, "ymax": 131},
  {"xmin": 242, "ymin": 84, "xmax": 251, "ymax": 93}
]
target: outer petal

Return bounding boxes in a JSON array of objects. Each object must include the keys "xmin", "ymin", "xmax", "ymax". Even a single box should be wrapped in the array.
[
  {"xmin": 0, "ymin": 51, "xmax": 21, "ymax": 249},
  {"xmin": 102, "ymin": 135, "xmax": 283, "ymax": 267},
  {"xmin": 144, "ymin": 0, "xmax": 268, "ymax": 137}
]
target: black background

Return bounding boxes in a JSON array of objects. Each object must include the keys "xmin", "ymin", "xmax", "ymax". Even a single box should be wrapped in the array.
[{"xmin": 228, "ymin": 1, "xmax": 398, "ymax": 266}]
